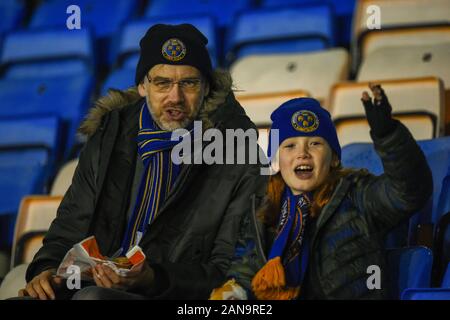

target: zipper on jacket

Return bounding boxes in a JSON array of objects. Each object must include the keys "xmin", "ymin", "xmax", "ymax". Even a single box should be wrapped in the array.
[{"xmin": 250, "ymin": 194, "xmax": 268, "ymax": 263}]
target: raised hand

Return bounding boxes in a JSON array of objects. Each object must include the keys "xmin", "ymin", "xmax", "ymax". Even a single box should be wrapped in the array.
[{"xmin": 361, "ymin": 83, "xmax": 396, "ymax": 137}]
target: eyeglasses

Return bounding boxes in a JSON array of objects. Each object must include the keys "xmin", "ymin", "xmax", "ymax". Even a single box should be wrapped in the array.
[{"xmin": 146, "ymin": 75, "xmax": 203, "ymax": 93}]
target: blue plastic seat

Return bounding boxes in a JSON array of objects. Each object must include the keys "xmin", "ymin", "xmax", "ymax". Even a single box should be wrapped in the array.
[
  {"xmin": 1, "ymin": 28, "xmax": 95, "ymax": 78},
  {"xmin": 0, "ymin": 75, "xmax": 94, "ymax": 158},
  {"xmin": 261, "ymin": 0, "xmax": 355, "ymax": 45},
  {"xmin": 386, "ymin": 246, "xmax": 433, "ymax": 299},
  {"xmin": 30, "ymin": 0, "xmax": 138, "ymax": 66},
  {"xmin": 0, "ymin": 116, "xmax": 62, "ymax": 164},
  {"xmin": 401, "ymin": 288, "xmax": 450, "ymax": 300},
  {"xmin": 116, "ymin": 17, "xmax": 218, "ymax": 69},
  {"xmin": 101, "ymin": 68, "xmax": 134, "ymax": 96},
  {"xmin": 341, "ymin": 136, "xmax": 450, "ymax": 247},
  {"xmin": 0, "ymin": 149, "xmax": 50, "ymax": 246},
  {"xmin": 145, "ymin": 0, "xmax": 251, "ymax": 28},
  {"xmin": 442, "ymin": 263, "xmax": 450, "ymax": 288},
  {"xmin": 0, "ymin": 0, "xmax": 25, "ymax": 34},
  {"xmin": 227, "ymin": 4, "xmax": 334, "ymax": 61}
]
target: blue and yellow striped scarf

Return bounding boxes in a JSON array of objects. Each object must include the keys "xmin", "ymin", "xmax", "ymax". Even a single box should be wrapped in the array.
[
  {"xmin": 252, "ymin": 188, "xmax": 311, "ymax": 300},
  {"xmin": 121, "ymin": 104, "xmax": 184, "ymax": 254}
]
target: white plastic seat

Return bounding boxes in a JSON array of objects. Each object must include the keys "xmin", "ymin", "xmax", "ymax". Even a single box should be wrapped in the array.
[
  {"xmin": 0, "ymin": 264, "xmax": 28, "ymax": 300},
  {"xmin": 237, "ymin": 90, "xmax": 310, "ymax": 127},
  {"xmin": 231, "ymin": 48, "xmax": 349, "ymax": 103},
  {"xmin": 353, "ymin": 0, "xmax": 450, "ymax": 43},
  {"xmin": 357, "ymin": 43, "xmax": 450, "ymax": 89},
  {"xmin": 11, "ymin": 196, "xmax": 62, "ymax": 267},
  {"xmin": 329, "ymin": 77, "xmax": 446, "ymax": 138},
  {"xmin": 50, "ymin": 158, "xmax": 78, "ymax": 196},
  {"xmin": 335, "ymin": 113, "xmax": 435, "ymax": 147},
  {"xmin": 360, "ymin": 26, "xmax": 450, "ymax": 63}
]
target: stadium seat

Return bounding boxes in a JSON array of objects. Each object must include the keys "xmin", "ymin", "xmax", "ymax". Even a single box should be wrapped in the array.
[
  {"xmin": 359, "ymin": 26, "xmax": 450, "ymax": 68},
  {"xmin": 434, "ymin": 212, "xmax": 450, "ymax": 286},
  {"xmin": 115, "ymin": 17, "xmax": 218, "ymax": 69},
  {"xmin": 442, "ymin": 263, "xmax": 450, "ymax": 288},
  {"xmin": 30, "ymin": 0, "xmax": 138, "ymax": 66},
  {"xmin": 50, "ymin": 158, "xmax": 78, "ymax": 196},
  {"xmin": 329, "ymin": 77, "xmax": 446, "ymax": 141},
  {"xmin": 227, "ymin": 4, "xmax": 334, "ymax": 62},
  {"xmin": 353, "ymin": 0, "xmax": 450, "ymax": 46},
  {"xmin": 261, "ymin": 0, "xmax": 355, "ymax": 46},
  {"xmin": 11, "ymin": 195, "xmax": 61, "ymax": 267},
  {"xmin": 0, "ymin": 149, "xmax": 50, "ymax": 247},
  {"xmin": 101, "ymin": 68, "xmax": 134, "ymax": 95},
  {"xmin": 145, "ymin": 0, "xmax": 251, "ymax": 28},
  {"xmin": 0, "ymin": 116, "xmax": 62, "ymax": 165},
  {"xmin": 0, "ymin": 0, "xmax": 25, "ymax": 34},
  {"xmin": 357, "ymin": 43, "xmax": 450, "ymax": 90},
  {"xmin": 236, "ymin": 90, "xmax": 310, "ymax": 127},
  {"xmin": 401, "ymin": 288, "xmax": 450, "ymax": 300},
  {"xmin": 0, "ymin": 263, "xmax": 28, "ymax": 300},
  {"xmin": 0, "ymin": 75, "xmax": 95, "ymax": 158},
  {"xmin": 335, "ymin": 113, "xmax": 435, "ymax": 147},
  {"xmin": 231, "ymin": 48, "xmax": 349, "ymax": 103},
  {"xmin": 0, "ymin": 28, "xmax": 95, "ymax": 78},
  {"xmin": 386, "ymin": 246, "xmax": 433, "ymax": 299}
]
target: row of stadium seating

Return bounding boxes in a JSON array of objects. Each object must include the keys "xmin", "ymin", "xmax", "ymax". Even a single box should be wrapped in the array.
[{"xmin": 0, "ymin": 0, "xmax": 357, "ymax": 66}]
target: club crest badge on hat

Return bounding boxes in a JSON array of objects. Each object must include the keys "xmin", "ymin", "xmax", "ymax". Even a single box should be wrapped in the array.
[
  {"xmin": 291, "ymin": 110, "xmax": 319, "ymax": 132},
  {"xmin": 162, "ymin": 38, "xmax": 186, "ymax": 62}
]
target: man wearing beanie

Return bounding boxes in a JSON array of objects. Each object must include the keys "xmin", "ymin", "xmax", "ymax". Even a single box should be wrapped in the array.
[{"xmin": 19, "ymin": 24, "xmax": 265, "ymax": 300}]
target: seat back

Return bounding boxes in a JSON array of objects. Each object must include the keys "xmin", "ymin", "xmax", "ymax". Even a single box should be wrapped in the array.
[
  {"xmin": 360, "ymin": 26, "xmax": 450, "ymax": 65},
  {"xmin": 357, "ymin": 44, "xmax": 450, "ymax": 90},
  {"xmin": 0, "ymin": 116, "xmax": 62, "ymax": 165},
  {"xmin": 11, "ymin": 196, "xmax": 62, "ymax": 266},
  {"xmin": 0, "ymin": 75, "xmax": 94, "ymax": 157},
  {"xmin": 236, "ymin": 90, "xmax": 310, "ymax": 127},
  {"xmin": 228, "ymin": 4, "xmax": 333, "ymax": 60},
  {"xmin": 144, "ymin": 0, "xmax": 251, "ymax": 28},
  {"xmin": 330, "ymin": 77, "xmax": 446, "ymax": 138},
  {"xmin": 50, "ymin": 159, "xmax": 78, "ymax": 196},
  {"xmin": 386, "ymin": 246, "xmax": 433, "ymax": 299},
  {"xmin": 335, "ymin": 113, "xmax": 435, "ymax": 147},
  {"xmin": 1, "ymin": 28, "xmax": 95, "ymax": 78},
  {"xmin": 353, "ymin": 0, "xmax": 450, "ymax": 44},
  {"xmin": 231, "ymin": 48, "xmax": 349, "ymax": 102}
]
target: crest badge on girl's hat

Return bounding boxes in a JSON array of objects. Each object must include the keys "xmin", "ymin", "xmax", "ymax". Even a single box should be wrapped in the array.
[
  {"xmin": 162, "ymin": 38, "xmax": 186, "ymax": 62},
  {"xmin": 291, "ymin": 110, "xmax": 319, "ymax": 133}
]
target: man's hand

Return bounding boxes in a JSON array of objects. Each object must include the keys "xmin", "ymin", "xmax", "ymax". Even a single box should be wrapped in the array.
[
  {"xmin": 92, "ymin": 261, "xmax": 155, "ymax": 291},
  {"xmin": 18, "ymin": 268, "xmax": 63, "ymax": 300}
]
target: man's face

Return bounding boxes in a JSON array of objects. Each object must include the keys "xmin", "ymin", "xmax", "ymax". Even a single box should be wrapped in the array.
[{"xmin": 138, "ymin": 64, "xmax": 209, "ymax": 131}]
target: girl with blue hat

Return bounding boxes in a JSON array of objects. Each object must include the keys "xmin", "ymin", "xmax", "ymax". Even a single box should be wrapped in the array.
[{"xmin": 210, "ymin": 84, "xmax": 433, "ymax": 300}]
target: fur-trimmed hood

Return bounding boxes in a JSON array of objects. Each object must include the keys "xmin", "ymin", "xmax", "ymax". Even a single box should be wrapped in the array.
[{"xmin": 79, "ymin": 69, "xmax": 234, "ymax": 137}]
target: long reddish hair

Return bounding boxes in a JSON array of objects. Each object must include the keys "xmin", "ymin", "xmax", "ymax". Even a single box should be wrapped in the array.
[{"xmin": 258, "ymin": 155, "xmax": 369, "ymax": 227}]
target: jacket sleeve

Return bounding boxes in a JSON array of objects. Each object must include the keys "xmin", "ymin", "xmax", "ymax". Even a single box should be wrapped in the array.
[
  {"xmin": 352, "ymin": 120, "xmax": 433, "ymax": 233},
  {"xmin": 146, "ymin": 164, "xmax": 267, "ymax": 299},
  {"xmin": 25, "ymin": 125, "xmax": 104, "ymax": 282}
]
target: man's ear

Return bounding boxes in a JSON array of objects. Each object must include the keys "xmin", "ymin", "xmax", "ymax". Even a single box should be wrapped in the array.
[{"xmin": 138, "ymin": 81, "xmax": 147, "ymax": 97}]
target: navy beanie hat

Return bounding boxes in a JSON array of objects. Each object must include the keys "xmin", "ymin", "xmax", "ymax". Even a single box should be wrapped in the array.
[
  {"xmin": 268, "ymin": 97, "xmax": 341, "ymax": 160},
  {"xmin": 135, "ymin": 23, "xmax": 213, "ymax": 85}
]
